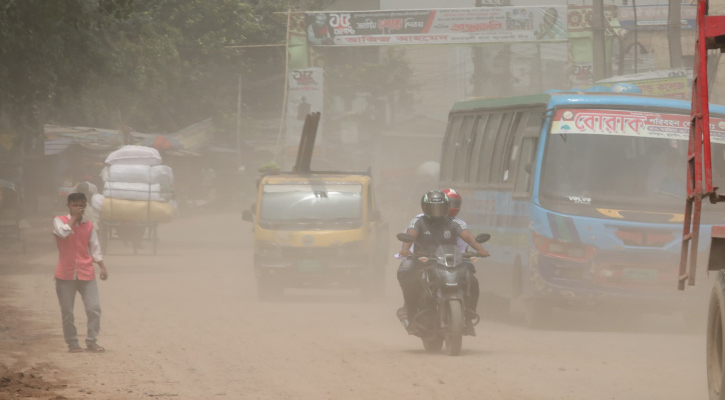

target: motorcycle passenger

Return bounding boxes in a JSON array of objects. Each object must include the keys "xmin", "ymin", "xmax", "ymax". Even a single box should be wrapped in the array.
[
  {"xmin": 442, "ymin": 188, "xmax": 481, "ymax": 335},
  {"xmin": 397, "ymin": 190, "xmax": 489, "ymax": 336}
]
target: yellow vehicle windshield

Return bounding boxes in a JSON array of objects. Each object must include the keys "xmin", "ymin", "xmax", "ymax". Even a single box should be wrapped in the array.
[{"xmin": 259, "ymin": 183, "xmax": 363, "ymax": 229}]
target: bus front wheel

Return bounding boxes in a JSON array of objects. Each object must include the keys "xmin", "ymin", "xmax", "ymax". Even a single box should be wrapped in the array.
[{"xmin": 707, "ymin": 270, "xmax": 725, "ymax": 400}]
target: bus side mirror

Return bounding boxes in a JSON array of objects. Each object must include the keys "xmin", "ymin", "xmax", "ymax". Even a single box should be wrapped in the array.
[{"xmin": 242, "ymin": 209, "xmax": 254, "ymax": 222}]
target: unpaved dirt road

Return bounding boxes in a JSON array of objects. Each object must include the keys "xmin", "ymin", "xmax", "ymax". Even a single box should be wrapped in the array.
[{"xmin": 0, "ymin": 212, "xmax": 712, "ymax": 399}]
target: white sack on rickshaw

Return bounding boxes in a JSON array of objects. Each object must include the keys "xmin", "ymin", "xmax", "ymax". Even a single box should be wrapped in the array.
[
  {"xmin": 101, "ymin": 164, "xmax": 174, "ymax": 185},
  {"xmin": 103, "ymin": 182, "xmax": 173, "ymax": 202},
  {"xmin": 105, "ymin": 145, "xmax": 162, "ymax": 166}
]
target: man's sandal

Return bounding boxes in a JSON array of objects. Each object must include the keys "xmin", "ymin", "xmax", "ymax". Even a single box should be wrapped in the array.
[
  {"xmin": 86, "ymin": 343, "xmax": 105, "ymax": 353},
  {"xmin": 68, "ymin": 345, "xmax": 84, "ymax": 353}
]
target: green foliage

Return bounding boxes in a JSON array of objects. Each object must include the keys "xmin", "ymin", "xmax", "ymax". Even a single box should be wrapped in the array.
[
  {"xmin": 0, "ymin": 0, "xmax": 410, "ymax": 153},
  {"xmin": 0, "ymin": 0, "xmax": 327, "ymax": 140},
  {"xmin": 324, "ymin": 46, "xmax": 416, "ymax": 116},
  {"xmin": 0, "ymin": 0, "xmax": 132, "ymax": 151}
]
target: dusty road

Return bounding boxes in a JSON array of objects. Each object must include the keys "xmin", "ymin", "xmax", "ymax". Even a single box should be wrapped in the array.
[{"xmin": 0, "ymin": 211, "xmax": 712, "ymax": 399}]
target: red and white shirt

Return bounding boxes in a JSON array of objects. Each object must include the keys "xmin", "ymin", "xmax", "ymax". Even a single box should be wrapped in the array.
[{"xmin": 52, "ymin": 215, "xmax": 102, "ymax": 280}]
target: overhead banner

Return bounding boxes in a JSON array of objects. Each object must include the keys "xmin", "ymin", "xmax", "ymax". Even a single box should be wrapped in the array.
[
  {"xmin": 285, "ymin": 68, "xmax": 324, "ymax": 148},
  {"xmin": 305, "ymin": 6, "xmax": 567, "ymax": 46},
  {"xmin": 550, "ymin": 109, "xmax": 725, "ymax": 144},
  {"xmin": 618, "ymin": 4, "xmax": 697, "ymax": 30}
]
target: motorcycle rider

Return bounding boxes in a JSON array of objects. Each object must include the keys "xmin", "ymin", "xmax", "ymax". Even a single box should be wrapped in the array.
[
  {"xmin": 397, "ymin": 190, "xmax": 489, "ymax": 336},
  {"xmin": 408, "ymin": 188, "xmax": 467, "ymax": 253}
]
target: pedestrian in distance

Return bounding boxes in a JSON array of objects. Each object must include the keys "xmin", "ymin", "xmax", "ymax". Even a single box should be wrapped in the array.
[{"xmin": 52, "ymin": 192, "xmax": 109, "ymax": 353}]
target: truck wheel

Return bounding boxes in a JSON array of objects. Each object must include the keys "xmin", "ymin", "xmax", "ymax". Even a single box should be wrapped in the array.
[{"xmin": 707, "ymin": 270, "xmax": 725, "ymax": 400}]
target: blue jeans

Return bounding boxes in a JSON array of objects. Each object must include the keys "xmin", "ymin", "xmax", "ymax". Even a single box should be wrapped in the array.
[{"xmin": 55, "ymin": 279, "xmax": 101, "ymax": 347}]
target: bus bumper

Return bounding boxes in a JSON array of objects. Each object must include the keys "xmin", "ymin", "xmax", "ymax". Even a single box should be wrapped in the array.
[{"xmin": 525, "ymin": 251, "xmax": 709, "ymax": 313}]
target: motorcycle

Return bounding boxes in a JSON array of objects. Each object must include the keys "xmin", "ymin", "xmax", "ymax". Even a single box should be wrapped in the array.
[{"xmin": 396, "ymin": 232, "xmax": 490, "ymax": 356}]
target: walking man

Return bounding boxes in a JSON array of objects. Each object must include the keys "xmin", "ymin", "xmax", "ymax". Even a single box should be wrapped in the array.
[{"xmin": 53, "ymin": 192, "xmax": 108, "ymax": 353}]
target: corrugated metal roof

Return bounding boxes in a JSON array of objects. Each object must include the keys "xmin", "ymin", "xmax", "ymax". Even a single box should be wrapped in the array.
[{"xmin": 43, "ymin": 119, "xmax": 214, "ymax": 157}]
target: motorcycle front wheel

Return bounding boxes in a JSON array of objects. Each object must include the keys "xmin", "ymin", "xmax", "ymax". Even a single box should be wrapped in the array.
[
  {"xmin": 444, "ymin": 300, "xmax": 464, "ymax": 356},
  {"xmin": 422, "ymin": 333, "xmax": 444, "ymax": 352}
]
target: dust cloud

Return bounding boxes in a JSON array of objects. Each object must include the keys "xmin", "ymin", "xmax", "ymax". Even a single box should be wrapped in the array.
[{"xmin": 0, "ymin": 16, "xmax": 714, "ymax": 400}]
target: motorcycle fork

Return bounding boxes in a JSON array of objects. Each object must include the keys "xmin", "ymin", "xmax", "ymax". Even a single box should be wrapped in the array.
[{"xmin": 437, "ymin": 293, "xmax": 464, "ymax": 328}]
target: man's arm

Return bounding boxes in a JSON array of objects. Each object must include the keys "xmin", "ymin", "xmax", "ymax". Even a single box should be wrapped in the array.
[
  {"xmin": 97, "ymin": 260, "xmax": 108, "ymax": 280},
  {"xmin": 459, "ymin": 230, "xmax": 489, "ymax": 257},
  {"xmin": 52, "ymin": 217, "xmax": 73, "ymax": 239},
  {"xmin": 399, "ymin": 228, "xmax": 418, "ymax": 257},
  {"xmin": 89, "ymin": 226, "xmax": 108, "ymax": 280},
  {"xmin": 88, "ymin": 225, "xmax": 103, "ymax": 263}
]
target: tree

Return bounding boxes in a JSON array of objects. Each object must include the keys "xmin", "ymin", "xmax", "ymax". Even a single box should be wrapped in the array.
[
  {"xmin": 0, "ymin": 0, "xmax": 134, "ymax": 156},
  {"xmin": 0, "ymin": 0, "xmax": 329, "ymax": 154}
]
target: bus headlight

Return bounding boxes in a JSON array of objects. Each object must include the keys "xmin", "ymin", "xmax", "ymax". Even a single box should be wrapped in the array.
[{"xmin": 532, "ymin": 231, "xmax": 597, "ymax": 261}]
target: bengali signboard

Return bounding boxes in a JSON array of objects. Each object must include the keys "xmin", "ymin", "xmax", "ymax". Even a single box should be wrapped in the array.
[
  {"xmin": 625, "ymin": 77, "xmax": 689, "ymax": 99},
  {"xmin": 305, "ymin": 6, "xmax": 567, "ymax": 46},
  {"xmin": 592, "ymin": 69, "xmax": 693, "ymax": 99},
  {"xmin": 618, "ymin": 4, "xmax": 697, "ymax": 30},
  {"xmin": 285, "ymin": 68, "xmax": 324, "ymax": 147},
  {"xmin": 551, "ymin": 109, "xmax": 725, "ymax": 144},
  {"xmin": 566, "ymin": 5, "xmax": 619, "ymax": 33}
]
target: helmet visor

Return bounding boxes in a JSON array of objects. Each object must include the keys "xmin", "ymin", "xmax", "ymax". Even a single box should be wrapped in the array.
[{"xmin": 426, "ymin": 202, "xmax": 449, "ymax": 218}]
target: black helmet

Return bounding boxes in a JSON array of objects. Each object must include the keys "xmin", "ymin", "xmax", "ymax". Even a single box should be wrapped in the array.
[{"xmin": 421, "ymin": 190, "xmax": 450, "ymax": 219}]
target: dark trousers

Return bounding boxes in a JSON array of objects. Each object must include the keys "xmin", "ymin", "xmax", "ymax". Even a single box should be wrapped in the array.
[
  {"xmin": 55, "ymin": 278, "xmax": 101, "ymax": 347},
  {"xmin": 397, "ymin": 258, "xmax": 479, "ymax": 317}
]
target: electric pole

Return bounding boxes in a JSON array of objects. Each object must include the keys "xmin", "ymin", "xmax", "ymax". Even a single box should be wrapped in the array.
[
  {"xmin": 472, "ymin": 0, "xmax": 485, "ymax": 97},
  {"xmin": 668, "ymin": 0, "xmax": 683, "ymax": 68},
  {"xmin": 592, "ymin": 0, "xmax": 607, "ymax": 81},
  {"xmin": 472, "ymin": 0, "xmax": 511, "ymax": 97}
]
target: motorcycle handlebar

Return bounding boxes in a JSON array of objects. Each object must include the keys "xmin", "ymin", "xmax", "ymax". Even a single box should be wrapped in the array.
[{"xmin": 412, "ymin": 252, "xmax": 488, "ymax": 261}]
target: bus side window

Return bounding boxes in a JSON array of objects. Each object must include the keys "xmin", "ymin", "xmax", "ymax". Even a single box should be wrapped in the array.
[
  {"xmin": 514, "ymin": 138, "xmax": 538, "ymax": 194},
  {"xmin": 475, "ymin": 113, "xmax": 503, "ymax": 184},
  {"xmin": 489, "ymin": 112, "xmax": 515, "ymax": 183},
  {"xmin": 500, "ymin": 111, "xmax": 529, "ymax": 184},
  {"xmin": 441, "ymin": 116, "xmax": 464, "ymax": 181},
  {"xmin": 453, "ymin": 116, "xmax": 477, "ymax": 182},
  {"xmin": 468, "ymin": 114, "xmax": 489, "ymax": 183},
  {"xmin": 513, "ymin": 109, "xmax": 544, "ymax": 195}
]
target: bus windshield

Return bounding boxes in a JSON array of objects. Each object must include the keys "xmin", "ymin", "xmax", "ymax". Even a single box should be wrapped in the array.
[
  {"xmin": 540, "ymin": 108, "xmax": 725, "ymax": 222},
  {"xmin": 259, "ymin": 183, "xmax": 363, "ymax": 229}
]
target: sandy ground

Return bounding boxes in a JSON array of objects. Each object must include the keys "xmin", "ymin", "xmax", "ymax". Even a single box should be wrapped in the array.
[{"xmin": 0, "ymin": 211, "xmax": 713, "ymax": 400}]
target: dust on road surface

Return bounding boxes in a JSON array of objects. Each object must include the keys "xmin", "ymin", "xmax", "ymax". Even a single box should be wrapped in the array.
[{"xmin": 0, "ymin": 212, "xmax": 711, "ymax": 399}]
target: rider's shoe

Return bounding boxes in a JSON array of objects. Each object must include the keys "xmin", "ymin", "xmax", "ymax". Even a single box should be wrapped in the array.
[
  {"xmin": 463, "ymin": 321, "xmax": 477, "ymax": 337},
  {"xmin": 397, "ymin": 306, "xmax": 421, "ymax": 335},
  {"xmin": 397, "ymin": 306, "xmax": 410, "ymax": 329}
]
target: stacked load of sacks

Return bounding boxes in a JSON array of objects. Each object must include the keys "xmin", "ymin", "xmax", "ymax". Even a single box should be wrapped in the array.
[{"xmin": 99, "ymin": 146, "xmax": 176, "ymax": 223}]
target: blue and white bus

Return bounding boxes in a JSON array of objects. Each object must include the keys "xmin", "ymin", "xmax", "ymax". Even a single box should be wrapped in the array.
[{"xmin": 439, "ymin": 90, "xmax": 725, "ymax": 326}]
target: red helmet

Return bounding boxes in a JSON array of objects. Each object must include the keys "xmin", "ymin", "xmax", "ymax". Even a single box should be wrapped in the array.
[{"xmin": 443, "ymin": 188, "xmax": 462, "ymax": 217}]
